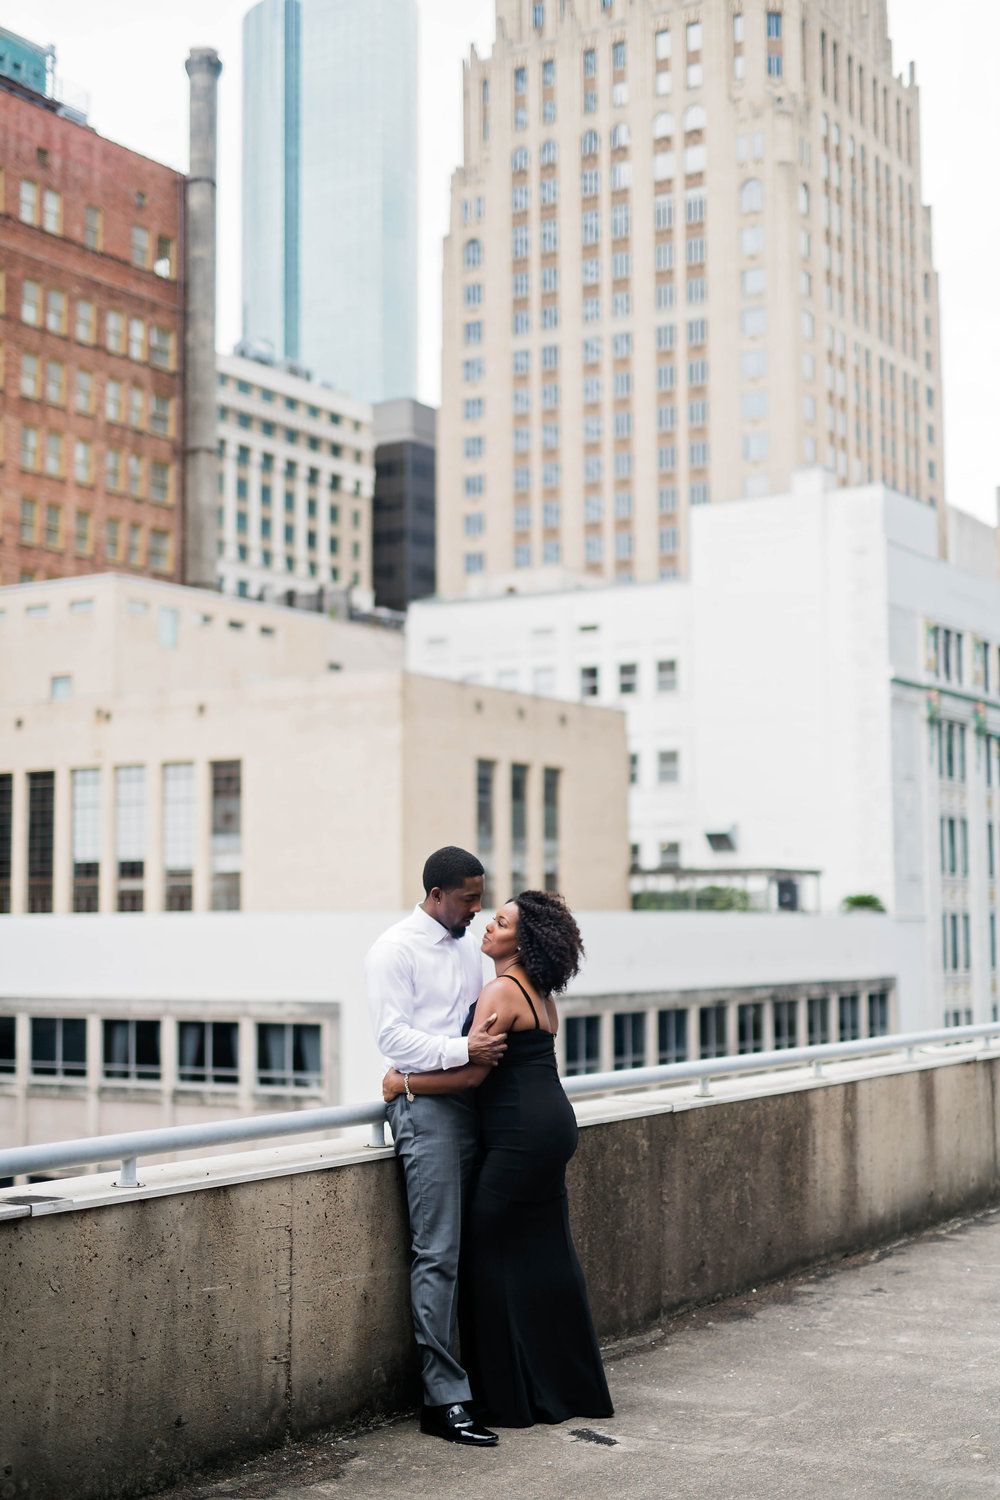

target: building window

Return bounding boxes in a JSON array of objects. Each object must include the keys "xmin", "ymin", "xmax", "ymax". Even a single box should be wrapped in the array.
[
  {"xmin": 178, "ymin": 1020, "xmax": 239, "ymax": 1085},
  {"xmin": 127, "ymin": 454, "xmax": 144, "ymax": 498},
  {"xmin": 838, "ymin": 994, "xmax": 860, "ymax": 1041},
  {"xmin": 619, "ymin": 662, "xmax": 638, "ymax": 695},
  {"xmin": 773, "ymin": 999, "xmax": 798, "ymax": 1049},
  {"xmin": 106, "ymin": 310, "xmax": 125, "ymax": 354},
  {"xmin": 543, "ymin": 768, "xmax": 560, "ymax": 891},
  {"xmin": 656, "ymin": 659, "xmax": 678, "ymax": 693},
  {"xmin": 511, "ymin": 764, "xmax": 529, "ymax": 892},
  {"xmin": 31, "ymin": 1017, "xmax": 86, "ymax": 1078},
  {"xmin": 44, "ymin": 436, "xmax": 64, "ymax": 481},
  {"xmin": 75, "ymin": 369, "xmax": 94, "ymax": 414},
  {"xmin": 0, "ymin": 775, "xmax": 11, "ymax": 916},
  {"xmin": 150, "ymin": 462, "xmax": 171, "ymax": 506},
  {"xmin": 580, "ymin": 666, "xmax": 599, "ymax": 698},
  {"xmin": 474, "ymin": 759, "xmax": 496, "ymax": 905},
  {"xmin": 84, "ymin": 205, "xmax": 102, "ymax": 250},
  {"xmin": 103, "ymin": 1019, "xmax": 161, "ymax": 1082},
  {"xmin": 867, "ymin": 991, "xmax": 889, "ymax": 1038},
  {"xmin": 74, "ymin": 510, "xmax": 93, "ymax": 557},
  {"xmin": 26, "ymin": 770, "xmax": 55, "ymax": 913},
  {"xmin": 71, "ymin": 767, "xmax": 101, "ymax": 912},
  {"xmin": 658, "ymin": 750, "xmax": 679, "ymax": 784},
  {"xmin": 149, "ymin": 326, "xmax": 173, "ymax": 370},
  {"xmin": 807, "ymin": 997, "xmax": 830, "ymax": 1046},
  {"xmin": 740, "ymin": 178, "xmax": 764, "ymax": 213},
  {"xmin": 162, "ymin": 763, "xmax": 195, "ymax": 911},
  {"xmin": 210, "ymin": 760, "xmax": 242, "ymax": 910},
  {"xmin": 255, "ymin": 1022, "xmax": 322, "ymax": 1089},
  {"xmin": 127, "ymin": 522, "xmax": 143, "ymax": 566},
  {"xmin": 115, "ymin": 765, "xmax": 146, "ymax": 911},
  {"xmin": 20, "ymin": 496, "xmax": 38, "ymax": 544},
  {"xmin": 154, "ymin": 236, "xmax": 175, "ymax": 277},
  {"xmin": 21, "ymin": 352, "xmax": 40, "ymax": 399},
  {"xmin": 131, "ymin": 225, "xmax": 150, "ymax": 268},
  {"xmin": 738, "ymin": 1003, "xmax": 764, "ymax": 1054},
  {"xmin": 614, "ymin": 1011, "xmax": 646, "ymax": 1069},
  {"xmin": 21, "ymin": 278, "xmax": 41, "ymax": 326},
  {"xmin": 564, "ymin": 1015, "xmax": 601, "ymax": 1076},
  {"xmin": 658, "ymin": 1009, "xmax": 687, "ymax": 1063},
  {"xmin": 0, "ymin": 1016, "xmax": 14, "ymax": 1073},
  {"xmin": 19, "ymin": 179, "xmax": 38, "ymax": 224},
  {"xmin": 699, "ymin": 1004, "xmax": 727, "ymax": 1059}
]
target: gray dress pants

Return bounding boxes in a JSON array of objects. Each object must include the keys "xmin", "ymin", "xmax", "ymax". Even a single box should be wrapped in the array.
[{"xmin": 387, "ymin": 1090, "xmax": 478, "ymax": 1407}]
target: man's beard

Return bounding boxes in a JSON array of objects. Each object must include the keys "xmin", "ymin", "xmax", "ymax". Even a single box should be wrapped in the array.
[{"xmin": 449, "ymin": 923, "xmax": 468, "ymax": 939}]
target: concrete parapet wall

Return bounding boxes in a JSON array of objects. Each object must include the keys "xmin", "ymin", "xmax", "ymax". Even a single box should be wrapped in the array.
[{"xmin": 3, "ymin": 1056, "xmax": 1000, "ymax": 1499}]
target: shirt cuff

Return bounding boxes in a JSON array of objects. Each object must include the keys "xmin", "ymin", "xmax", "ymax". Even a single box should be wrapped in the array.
[{"xmin": 443, "ymin": 1036, "xmax": 470, "ymax": 1070}]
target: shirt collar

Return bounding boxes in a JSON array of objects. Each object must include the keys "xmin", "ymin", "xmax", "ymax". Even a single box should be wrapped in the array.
[{"xmin": 412, "ymin": 902, "xmax": 454, "ymax": 944}]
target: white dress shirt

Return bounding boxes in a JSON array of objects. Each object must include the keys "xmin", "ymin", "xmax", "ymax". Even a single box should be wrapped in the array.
[{"xmin": 365, "ymin": 904, "xmax": 484, "ymax": 1072}]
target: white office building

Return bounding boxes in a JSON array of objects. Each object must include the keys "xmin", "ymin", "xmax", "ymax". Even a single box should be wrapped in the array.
[
  {"xmin": 408, "ymin": 475, "xmax": 1000, "ymax": 1027},
  {"xmin": 216, "ymin": 350, "xmax": 374, "ymax": 609}
]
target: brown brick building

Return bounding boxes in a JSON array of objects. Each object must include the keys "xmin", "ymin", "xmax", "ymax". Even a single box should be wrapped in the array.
[{"xmin": 0, "ymin": 72, "xmax": 184, "ymax": 586}]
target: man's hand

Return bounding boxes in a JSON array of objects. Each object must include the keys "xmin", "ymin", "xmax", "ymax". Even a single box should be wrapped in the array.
[
  {"xmin": 467, "ymin": 1012, "xmax": 508, "ymax": 1068},
  {"xmin": 382, "ymin": 1068, "xmax": 406, "ymax": 1102}
]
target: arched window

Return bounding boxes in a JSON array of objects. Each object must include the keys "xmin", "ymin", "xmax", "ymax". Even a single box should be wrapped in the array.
[
  {"xmin": 581, "ymin": 129, "xmax": 600, "ymax": 156},
  {"xmin": 465, "ymin": 239, "xmax": 483, "ymax": 268},
  {"xmin": 540, "ymin": 140, "xmax": 558, "ymax": 166},
  {"xmin": 653, "ymin": 111, "xmax": 675, "ymax": 139},
  {"xmin": 511, "ymin": 146, "xmax": 529, "ymax": 171},
  {"xmin": 739, "ymin": 178, "xmax": 763, "ymax": 213},
  {"xmin": 683, "ymin": 104, "xmax": 707, "ymax": 132},
  {"xmin": 610, "ymin": 122, "xmax": 631, "ymax": 148}
]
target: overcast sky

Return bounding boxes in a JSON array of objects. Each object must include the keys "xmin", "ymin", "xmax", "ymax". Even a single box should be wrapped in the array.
[{"xmin": 4, "ymin": 0, "xmax": 996, "ymax": 523}]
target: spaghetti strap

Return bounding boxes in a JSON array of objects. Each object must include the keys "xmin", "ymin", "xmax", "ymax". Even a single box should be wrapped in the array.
[{"xmin": 502, "ymin": 973, "xmax": 541, "ymax": 1029}]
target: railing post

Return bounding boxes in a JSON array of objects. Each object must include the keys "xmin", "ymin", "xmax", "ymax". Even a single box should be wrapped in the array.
[
  {"xmin": 114, "ymin": 1157, "xmax": 140, "ymax": 1188},
  {"xmin": 368, "ymin": 1121, "xmax": 387, "ymax": 1148},
  {"xmin": 811, "ymin": 1059, "xmax": 824, "ymax": 1077},
  {"xmin": 697, "ymin": 1074, "xmax": 711, "ymax": 1097}
]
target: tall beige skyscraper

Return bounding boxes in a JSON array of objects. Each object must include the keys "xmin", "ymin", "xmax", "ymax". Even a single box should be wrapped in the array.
[{"xmin": 438, "ymin": 0, "xmax": 943, "ymax": 593}]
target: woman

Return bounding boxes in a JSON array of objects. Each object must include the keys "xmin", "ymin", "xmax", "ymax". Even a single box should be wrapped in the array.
[{"xmin": 383, "ymin": 889, "xmax": 613, "ymax": 1429}]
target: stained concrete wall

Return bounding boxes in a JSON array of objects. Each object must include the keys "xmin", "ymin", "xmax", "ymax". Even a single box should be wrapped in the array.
[{"xmin": 3, "ymin": 1055, "xmax": 1000, "ymax": 1499}]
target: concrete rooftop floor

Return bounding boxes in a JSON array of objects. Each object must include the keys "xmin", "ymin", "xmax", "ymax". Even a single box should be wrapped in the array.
[{"xmin": 150, "ymin": 1206, "xmax": 1000, "ymax": 1500}]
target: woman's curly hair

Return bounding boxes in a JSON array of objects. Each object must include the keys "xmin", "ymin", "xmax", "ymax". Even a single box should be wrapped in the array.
[{"xmin": 511, "ymin": 889, "xmax": 585, "ymax": 997}]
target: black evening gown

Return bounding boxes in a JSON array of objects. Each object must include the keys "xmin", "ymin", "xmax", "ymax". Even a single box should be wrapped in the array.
[{"xmin": 460, "ymin": 988, "xmax": 614, "ymax": 1427}]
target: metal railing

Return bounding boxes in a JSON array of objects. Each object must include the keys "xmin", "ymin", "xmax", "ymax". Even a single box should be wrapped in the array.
[{"xmin": 2, "ymin": 1021, "xmax": 999, "ymax": 1190}]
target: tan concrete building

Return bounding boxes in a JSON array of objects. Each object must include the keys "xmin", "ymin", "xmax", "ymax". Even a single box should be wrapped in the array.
[
  {"xmin": 0, "ymin": 573, "xmax": 629, "ymax": 917},
  {"xmin": 438, "ymin": 0, "xmax": 944, "ymax": 594}
]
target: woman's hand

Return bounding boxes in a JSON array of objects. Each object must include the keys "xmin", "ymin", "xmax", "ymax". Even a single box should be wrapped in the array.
[{"xmin": 383, "ymin": 1068, "xmax": 406, "ymax": 1102}]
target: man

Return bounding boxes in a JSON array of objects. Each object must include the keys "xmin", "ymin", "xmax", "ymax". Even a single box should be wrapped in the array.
[{"xmin": 365, "ymin": 845, "xmax": 506, "ymax": 1447}]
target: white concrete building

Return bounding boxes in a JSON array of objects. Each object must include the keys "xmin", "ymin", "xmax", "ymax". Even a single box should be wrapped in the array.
[
  {"xmin": 216, "ymin": 351, "xmax": 374, "ymax": 610},
  {"xmin": 407, "ymin": 477, "xmax": 1000, "ymax": 1027},
  {"xmin": 0, "ymin": 905, "xmax": 923, "ymax": 1171}
]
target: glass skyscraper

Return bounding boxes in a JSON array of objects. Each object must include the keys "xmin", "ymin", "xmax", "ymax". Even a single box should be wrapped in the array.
[{"xmin": 241, "ymin": 0, "xmax": 418, "ymax": 403}]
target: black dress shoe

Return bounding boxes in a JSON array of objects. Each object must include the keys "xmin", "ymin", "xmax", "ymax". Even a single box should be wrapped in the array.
[{"xmin": 420, "ymin": 1402, "xmax": 499, "ymax": 1446}]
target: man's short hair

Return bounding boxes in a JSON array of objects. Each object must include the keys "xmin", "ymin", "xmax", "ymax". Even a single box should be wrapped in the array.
[{"xmin": 422, "ymin": 846, "xmax": 485, "ymax": 895}]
